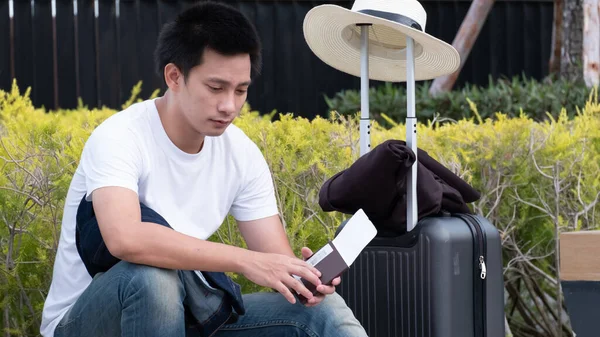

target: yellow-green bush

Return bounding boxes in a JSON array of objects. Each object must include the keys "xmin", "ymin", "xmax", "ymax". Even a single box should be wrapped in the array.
[{"xmin": 1, "ymin": 79, "xmax": 599, "ymax": 336}]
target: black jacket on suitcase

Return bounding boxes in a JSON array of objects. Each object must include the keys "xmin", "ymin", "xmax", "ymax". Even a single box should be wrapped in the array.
[{"xmin": 319, "ymin": 139, "xmax": 481, "ymax": 236}]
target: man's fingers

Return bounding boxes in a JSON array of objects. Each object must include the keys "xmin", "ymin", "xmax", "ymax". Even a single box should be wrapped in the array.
[
  {"xmin": 305, "ymin": 296, "xmax": 321, "ymax": 307},
  {"xmin": 285, "ymin": 275, "xmax": 314, "ymax": 301},
  {"xmin": 292, "ymin": 259, "xmax": 322, "ymax": 280},
  {"xmin": 316, "ymin": 284, "xmax": 336, "ymax": 295},
  {"xmin": 292, "ymin": 265, "xmax": 322, "ymax": 287},
  {"xmin": 301, "ymin": 247, "xmax": 313, "ymax": 260},
  {"xmin": 275, "ymin": 281, "xmax": 297, "ymax": 304},
  {"xmin": 316, "ymin": 276, "xmax": 340, "ymax": 295}
]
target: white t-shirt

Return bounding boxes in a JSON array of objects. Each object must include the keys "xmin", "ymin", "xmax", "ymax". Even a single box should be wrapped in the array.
[{"xmin": 40, "ymin": 98, "xmax": 279, "ymax": 337}]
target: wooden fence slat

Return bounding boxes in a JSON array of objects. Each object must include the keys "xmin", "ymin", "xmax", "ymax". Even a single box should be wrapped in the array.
[
  {"xmin": 12, "ymin": 0, "xmax": 34, "ymax": 94},
  {"xmin": 30, "ymin": 0, "xmax": 55, "ymax": 109},
  {"xmin": 97, "ymin": 0, "xmax": 119, "ymax": 108},
  {"xmin": 292, "ymin": 1, "xmax": 314, "ymax": 115},
  {"xmin": 535, "ymin": 2, "xmax": 549, "ymax": 79},
  {"xmin": 479, "ymin": 3, "xmax": 494, "ymax": 84},
  {"xmin": 539, "ymin": 0, "xmax": 552, "ymax": 77},
  {"xmin": 236, "ymin": 1, "xmax": 261, "ymax": 112},
  {"xmin": 251, "ymin": 1, "xmax": 275, "ymax": 111},
  {"xmin": 486, "ymin": 1, "xmax": 503, "ymax": 79},
  {"xmin": 524, "ymin": 2, "xmax": 539, "ymax": 80},
  {"xmin": 136, "ymin": 0, "xmax": 162, "ymax": 99},
  {"xmin": 56, "ymin": 0, "xmax": 77, "ymax": 109},
  {"xmin": 235, "ymin": 1, "xmax": 263, "ymax": 111},
  {"xmin": 274, "ymin": 1, "xmax": 295, "ymax": 113},
  {"xmin": 0, "ymin": 0, "xmax": 10, "ymax": 91},
  {"xmin": 153, "ymin": 0, "xmax": 179, "ymax": 95},
  {"xmin": 490, "ymin": 2, "xmax": 510, "ymax": 80},
  {"xmin": 468, "ymin": 0, "xmax": 491, "ymax": 87},
  {"xmin": 117, "ymin": 0, "xmax": 140, "ymax": 104},
  {"xmin": 76, "ymin": 0, "xmax": 98, "ymax": 108}
]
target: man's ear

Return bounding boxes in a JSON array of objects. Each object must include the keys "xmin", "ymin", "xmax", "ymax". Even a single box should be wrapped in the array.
[{"xmin": 164, "ymin": 63, "xmax": 182, "ymax": 91}]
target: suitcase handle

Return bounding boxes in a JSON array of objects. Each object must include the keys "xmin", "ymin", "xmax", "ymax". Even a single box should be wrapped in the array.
[{"xmin": 358, "ymin": 26, "xmax": 419, "ymax": 233}]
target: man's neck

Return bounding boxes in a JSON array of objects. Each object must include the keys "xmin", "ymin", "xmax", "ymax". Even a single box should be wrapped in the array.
[{"xmin": 154, "ymin": 92, "xmax": 205, "ymax": 154}]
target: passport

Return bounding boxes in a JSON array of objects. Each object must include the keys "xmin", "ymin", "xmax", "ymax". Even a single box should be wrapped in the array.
[{"xmin": 294, "ymin": 209, "xmax": 377, "ymax": 302}]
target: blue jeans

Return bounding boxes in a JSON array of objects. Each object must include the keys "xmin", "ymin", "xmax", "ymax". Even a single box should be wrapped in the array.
[
  {"xmin": 53, "ymin": 260, "xmax": 368, "ymax": 337},
  {"xmin": 61, "ymin": 197, "xmax": 368, "ymax": 337}
]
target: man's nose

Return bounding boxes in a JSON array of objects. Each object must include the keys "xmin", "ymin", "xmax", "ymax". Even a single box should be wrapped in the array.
[{"xmin": 218, "ymin": 91, "xmax": 236, "ymax": 115}]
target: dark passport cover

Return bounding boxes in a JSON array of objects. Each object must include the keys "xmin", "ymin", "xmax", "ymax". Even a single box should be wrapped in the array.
[
  {"xmin": 293, "ymin": 208, "xmax": 377, "ymax": 304},
  {"xmin": 297, "ymin": 241, "xmax": 348, "ymax": 303}
]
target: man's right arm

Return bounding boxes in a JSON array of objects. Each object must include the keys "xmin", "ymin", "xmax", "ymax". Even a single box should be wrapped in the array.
[
  {"xmin": 92, "ymin": 185, "xmax": 322, "ymax": 302},
  {"xmin": 91, "ymin": 185, "xmax": 249, "ymax": 272}
]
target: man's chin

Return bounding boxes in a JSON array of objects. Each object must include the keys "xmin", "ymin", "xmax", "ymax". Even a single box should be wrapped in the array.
[{"xmin": 204, "ymin": 126, "xmax": 230, "ymax": 137}]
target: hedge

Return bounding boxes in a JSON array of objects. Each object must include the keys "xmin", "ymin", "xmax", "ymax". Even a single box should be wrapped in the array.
[
  {"xmin": 1, "ymin": 80, "xmax": 599, "ymax": 336},
  {"xmin": 324, "ymin": 75, "xmax": 590, "ymax": 127}
]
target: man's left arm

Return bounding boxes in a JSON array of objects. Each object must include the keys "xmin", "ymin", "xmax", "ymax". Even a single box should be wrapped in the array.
[
  {"xmin": 237, "ymin": 215, "xmax": 341, "ymax": 307},
  {"xmin": 230, "ymin": 141, "xmax": 339, "ymax": 306},
  {"xmin": 237, "ymin": 214, "xmax": 295, "ymax": 257}
]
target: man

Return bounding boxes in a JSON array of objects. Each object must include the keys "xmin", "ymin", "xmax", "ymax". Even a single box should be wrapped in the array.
[{"xmin": 40, "ymin": 2, "xmax": 368, "ymax": 337}]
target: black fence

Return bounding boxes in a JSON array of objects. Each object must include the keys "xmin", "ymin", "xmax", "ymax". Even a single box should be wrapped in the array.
[{"xmin": 0, "ymin": 0, "xmax": 554, "ymax": 118}]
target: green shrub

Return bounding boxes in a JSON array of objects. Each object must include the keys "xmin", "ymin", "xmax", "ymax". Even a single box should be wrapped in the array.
[
  {"xmin": 324, "ymin": 75, "xmax": 591, "ymax": 127},
  {"xmin": 1, "ymin": 79, "xmax": 599, "ymax": 336}
]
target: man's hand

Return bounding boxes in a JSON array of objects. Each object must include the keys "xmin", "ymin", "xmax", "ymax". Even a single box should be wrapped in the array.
[
  {"xmin": 240, "ymin": 251, "xmax": 323, "ymax": 304},
  {"xmin": 236, "ymin": 215, "xmax": 340, "ymax": 306},
  {"xmin": 301, "ymin": 247, "xmax": 341, "ymax": 307}
]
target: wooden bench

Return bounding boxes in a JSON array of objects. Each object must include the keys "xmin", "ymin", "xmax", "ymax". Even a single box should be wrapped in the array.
[{"xmin": 560, "ymin": 231, "xmax": 600, "ymax": 337}]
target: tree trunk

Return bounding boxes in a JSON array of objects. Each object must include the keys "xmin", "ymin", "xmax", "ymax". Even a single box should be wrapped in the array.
[
  {"xmin": 583, "ymin": 0, "xmax": 600, "ymax": 87},
  {"xmin": 429, "ymin": 0, "xmax": 495, "ymax": 96},
  {"xmin": 549, "ymin": 0, "xmax": 564, "ymax": 74},
  {"xmin": 561, "ymin": 0, "xmax": 584, "ymax": 81}
]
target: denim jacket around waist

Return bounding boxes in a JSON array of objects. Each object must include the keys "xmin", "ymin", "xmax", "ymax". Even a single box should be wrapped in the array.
[{"xmin": 74, "ymin": 196, "xmax": 245, "ymax": 337}]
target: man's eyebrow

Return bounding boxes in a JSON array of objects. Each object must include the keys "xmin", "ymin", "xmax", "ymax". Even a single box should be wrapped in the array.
[{"xmin": 206, "ymin": 77, "xmax": 252, "ymax": 87}]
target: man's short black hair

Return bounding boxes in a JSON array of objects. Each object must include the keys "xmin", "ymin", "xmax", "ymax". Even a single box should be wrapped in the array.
[{"xmin": 154, "ymin": 1, "xmax": 262, "ymax": 83}]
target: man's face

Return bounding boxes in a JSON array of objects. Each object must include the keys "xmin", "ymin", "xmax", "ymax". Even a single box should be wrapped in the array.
[{"xmin": 176, "ymin": 48, "xmax": 251, "ymax": 137}]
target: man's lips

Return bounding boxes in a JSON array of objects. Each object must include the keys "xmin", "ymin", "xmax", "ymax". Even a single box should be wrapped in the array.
[{"xmin": 210, "ymin": 119, "xmax": 231, "ymax": 124}]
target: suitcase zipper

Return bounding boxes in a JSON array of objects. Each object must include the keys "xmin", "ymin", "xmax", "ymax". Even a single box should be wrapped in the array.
[
  {"xmin": 461, "ymin": 214, "xmax": 488, "ymax": 280},
  {"xmin": 471, "ymin": 215, "xmax": 487, "ymax": 280},
  {"xmin": 455, "ymin": 213, "xmax": 488, "ymax": 337},
  {"xmin": 454, "ymin": 214, "xmax": 488, "ymax": 278},
  {"xmin": 479, "ymin": 256, "xmax": 487, "ymax": 280}
]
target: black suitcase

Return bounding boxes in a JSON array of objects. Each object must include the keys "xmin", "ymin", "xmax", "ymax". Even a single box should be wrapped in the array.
[{"xmin": 335, "ymin": 212, "xmax": 506, "ymax": 337}]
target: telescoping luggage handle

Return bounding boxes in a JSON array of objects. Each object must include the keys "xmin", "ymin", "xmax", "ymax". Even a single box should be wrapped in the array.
[{"xmin": 357, "ymin": 25, "xmax": 418, "ymax": 232}]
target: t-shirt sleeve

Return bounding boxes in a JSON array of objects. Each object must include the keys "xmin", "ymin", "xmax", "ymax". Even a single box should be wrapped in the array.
[
  {"xmin": 79, "ymin": 127, "xmax": 143, "ymax": 200},
  {"xmin": 229, "ymin": 141, "xmax": 279, "ymax": 221}
]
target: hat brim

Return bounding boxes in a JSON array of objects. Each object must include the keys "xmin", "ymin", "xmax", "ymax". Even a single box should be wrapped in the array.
[{"xmin": 303, "ymin": 5, "xmax": 460, "ymax": 82}]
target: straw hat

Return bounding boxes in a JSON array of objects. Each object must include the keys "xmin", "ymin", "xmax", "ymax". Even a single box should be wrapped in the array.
[{"xmin": 303, "ymin": 0, "xmax": 460, "ymax": 82}]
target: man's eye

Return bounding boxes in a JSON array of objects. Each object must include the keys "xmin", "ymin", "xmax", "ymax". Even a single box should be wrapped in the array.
[
  {"xmin": 236, "ymin": 89, "xmax": 247, "ymax": 95},
  {"xmin": 208, "ymin": 86, "xmax": 223, "ymax": 92}
]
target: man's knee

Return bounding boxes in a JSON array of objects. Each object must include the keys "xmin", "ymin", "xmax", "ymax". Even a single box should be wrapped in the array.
[
  {"xmin": 312, "ymin": 293, "xmax": 367, "ymax": 337},
  {"xmin": 113, "ymin": 262, "xmax": 184, "ymax": 306}
]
